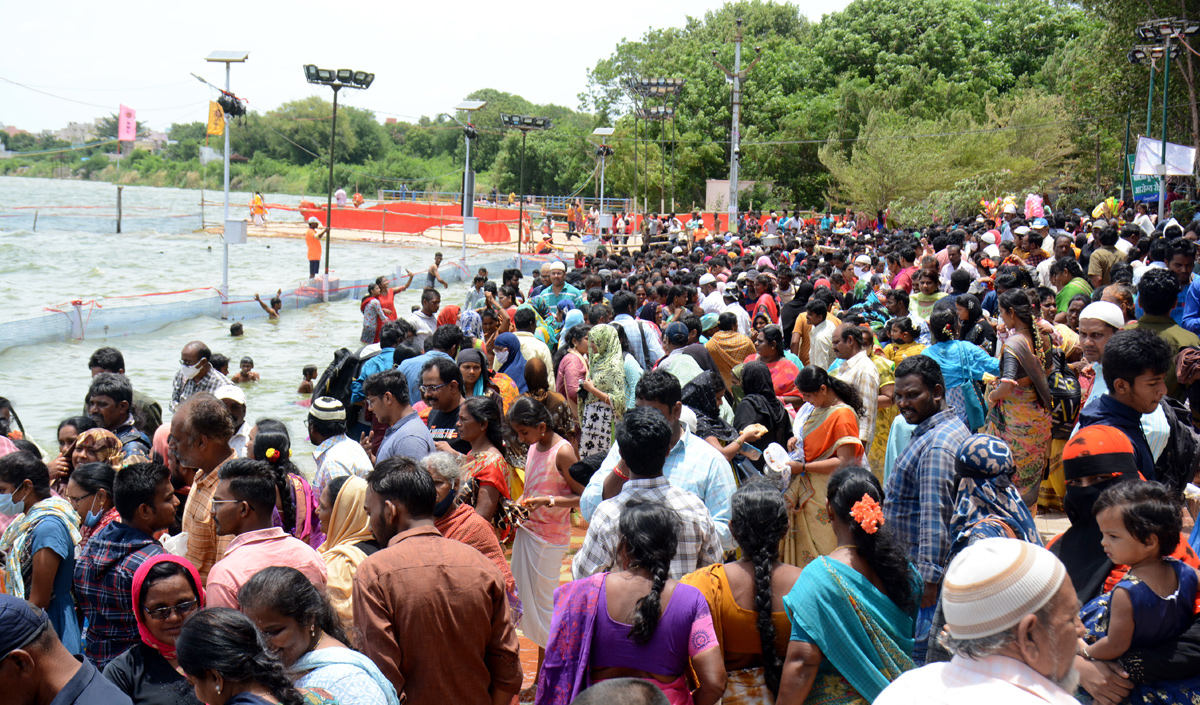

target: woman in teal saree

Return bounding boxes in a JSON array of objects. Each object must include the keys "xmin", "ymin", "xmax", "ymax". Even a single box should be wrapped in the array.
[{"xmin": 777, "ymin": 466, "xmax": 920, "ymax": 704}]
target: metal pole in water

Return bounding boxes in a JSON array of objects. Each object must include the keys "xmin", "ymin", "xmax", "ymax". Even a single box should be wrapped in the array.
[{"xmin": 117, "ymin": 186, "xmax": 123, "ymax": 233}]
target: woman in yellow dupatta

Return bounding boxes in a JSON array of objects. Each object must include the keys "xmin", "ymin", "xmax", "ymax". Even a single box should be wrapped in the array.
[
  {"xmin": 781, "ymin": 366, "xmax": 865, "ymax": 567},
  {"xmin": 316, "ymin": 475, "xmax": 377, "ymax": 633}
]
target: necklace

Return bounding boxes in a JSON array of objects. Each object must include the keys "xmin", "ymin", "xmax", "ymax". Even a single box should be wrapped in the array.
[{"xmin": 834, "ymin": 544, "xmax": 858, "ymax": 551}]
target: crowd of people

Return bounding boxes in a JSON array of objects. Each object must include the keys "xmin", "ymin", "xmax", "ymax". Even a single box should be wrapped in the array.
[{"xmin": 7, "ymin": 195, "xmax": 1200, "ymax": 705}]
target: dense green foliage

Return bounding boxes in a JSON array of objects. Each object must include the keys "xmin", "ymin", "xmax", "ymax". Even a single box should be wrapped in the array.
[{"xmin": 4, "ymin": 0, "xmax": 1195, "ymax": 224}]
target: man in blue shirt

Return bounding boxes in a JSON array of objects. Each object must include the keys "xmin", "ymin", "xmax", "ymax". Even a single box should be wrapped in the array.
[
  {"xmin": 533, "ymin": 261, "xmax": 582, "ymax": 309},
  {"xmin": 580, "ymin": 370, "xmax": 735, "ymax": 549},
  {"xmin": 351, "ymin": 322, "xmax": 402, "ymax": 405},
  {"xmin": 611, "ymin": 290, "xmax": 664, "ymax": 369},
  {"xmin": 884, "ymin": 355, "xmax": 970, "ymax": 663},
  {"xmin": 363, "ymin": 368, "xmax": 435, "ymax": 464},
  {"xmin": 396, "ymin": 325, "xmax": 461, "ymax": 405}
]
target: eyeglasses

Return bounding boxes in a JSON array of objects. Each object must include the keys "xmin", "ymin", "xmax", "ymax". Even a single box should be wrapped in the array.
[
  {"xmin": 66, "ymin": 492, "xmax": 95, "ymax": 505},
  {"xmin": 144, "ymin": 599, "xmax": 199, "ymax": 620},
  {"xmin": 419, "ymin": 382, "xmax": 448, "ymax": 394},
  {"xmin": 210, "ymin": 498, "xmax": 241, "ymax": 510}
]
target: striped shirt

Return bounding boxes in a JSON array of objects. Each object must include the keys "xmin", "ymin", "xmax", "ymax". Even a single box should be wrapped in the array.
[{"xmin": 183, "ymin": 454, "xmax": 235, "ymax": 582}]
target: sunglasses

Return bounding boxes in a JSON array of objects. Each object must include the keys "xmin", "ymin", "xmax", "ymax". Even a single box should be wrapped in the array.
[{"xmin": 144, "ymin": 599, "xmax": 199, "ymax": 621}]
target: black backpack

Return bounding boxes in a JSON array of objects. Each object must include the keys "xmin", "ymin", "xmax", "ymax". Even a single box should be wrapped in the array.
[
  {"xmin": 311, "ymin": 346, "xmax": 381, "ymax": 429},
  {"xmin": 1154, "ymin": 395, "xmax": 1200, "ymax": 500}
]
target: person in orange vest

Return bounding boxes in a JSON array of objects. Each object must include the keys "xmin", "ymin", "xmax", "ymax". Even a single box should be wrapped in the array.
[
  {"xmin": 250, "ymin": 192, "xmax": 267, "ymax": 226},
  {"xmin": 352, "ymin": 192, "xmax": 364, "ymax": 208},
  {"xmin": 305, "ymin": 216, "xmax": 327, "ymax": 278}
]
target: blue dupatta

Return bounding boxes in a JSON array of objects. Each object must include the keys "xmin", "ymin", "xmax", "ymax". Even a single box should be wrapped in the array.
[
  {"xmin": 293, "ymin": 646, "xmax": 402, "ymax": 705},
  {"xmin": 783, "ymin": 557, "xmax": 918, "ymax": 703}
]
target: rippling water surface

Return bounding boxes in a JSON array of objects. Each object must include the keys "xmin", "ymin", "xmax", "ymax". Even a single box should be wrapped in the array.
[{"xmin": 0, "ymin": 176, "xmax": 473, "ymax": 471}]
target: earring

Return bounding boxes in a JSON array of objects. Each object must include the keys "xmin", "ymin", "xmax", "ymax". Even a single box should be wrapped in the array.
[
  {"xmin": 216, "ymin": 684, "xmax": 222, "ymax": 695},
  {"xmin": 310, "ymin": 626, "xmax": 316, "ymax": 637}
]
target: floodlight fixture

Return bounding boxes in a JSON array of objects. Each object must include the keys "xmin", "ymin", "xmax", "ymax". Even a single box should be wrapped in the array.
[
  {"xmin": 336, "ymin": 69, "xmax": 353, "ymax": 82},
  {"xmin": 593, "ymin": 127, "xmax": 615, "ymax": 137},
  {"xmin": 304, "ymin": 65, "xmax": 373, "ymax": 90},
  {"xmin": 206, "ymin": 51, "xmax": 249, "ymax": 63},
  {"xmin": 456, "ymin": 100, "xmax": 487, "ymax": 112}
]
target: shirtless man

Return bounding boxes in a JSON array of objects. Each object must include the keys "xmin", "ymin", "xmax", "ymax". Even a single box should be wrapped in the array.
[
  {"xmin": 426, "ymin": 253, "xmax": 448, "ymax": 289},
  {"xmin": 229, "ymin": 356, "xmax": 260, "ymax": 383},
  {"xmin": 254, "ymin": 289, "xmax": 282, "ymax": 319}
]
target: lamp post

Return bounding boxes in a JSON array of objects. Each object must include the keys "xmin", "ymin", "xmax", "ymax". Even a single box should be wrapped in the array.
[
  {"xmin": 713, "ymin": 18, "xmax": 761, "ymax": 231},
  {"xmin": 304, "ymin": 65, "xmax": 375, "ymax": 292},
  {"xmin": 444, "ymin": 101, "xmax": 487, "ymax": 261},
  {"xmin": 625, "ymin": 79, "xmax": 684, "ymax": 216},
  {"xmin": 204, "ymin": 50, "xmax": 248, "ymax": 313},
  {"xmin": 593, "ymin": 127, "xmax": 615, "ymax": 236},
  {"xmin": 500, "ymin": 113, "xmax": 552, "ymax": 254},
  {"xmin": 1133, "ymin": 18, "xmax": 1199, "ymax": 221}
]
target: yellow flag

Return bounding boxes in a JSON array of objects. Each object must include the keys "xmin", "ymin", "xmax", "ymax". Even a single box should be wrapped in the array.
[{"xmin": 206, "ymin": 101, "xmax": 225, "ymax": 136}]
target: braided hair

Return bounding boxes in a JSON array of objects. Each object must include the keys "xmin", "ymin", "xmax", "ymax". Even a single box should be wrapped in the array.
[
  {"xmin": 251, "ymin": 422, "xmax": 297, "ymax": 536},
  {"xmin": 176, "ymin": 608, "xmax": 305, "ymax": 705},
  {"xmin": 826, "ymin": 466, "xmax": 917, "ymax": 613},
  {"xmin": 729, "ymin": 479, "xmax": 789, "ymax": 694},
  {"xmin": 618, "ymin": 500, "xmax": 681, "ymax": 645},
  {"xmin": 999, "ymin": 289, "xmax": 1048, "ymax": 368}
]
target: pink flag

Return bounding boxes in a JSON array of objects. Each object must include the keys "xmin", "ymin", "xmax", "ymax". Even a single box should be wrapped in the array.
[{"xmin": 117, "ymin": 105, "xmax": 136, "ymax": 142}]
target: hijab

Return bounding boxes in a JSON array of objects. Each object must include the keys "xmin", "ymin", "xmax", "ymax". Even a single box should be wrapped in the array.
[
  {"xmin": 639, "ymin": 302, "xmax": 661, "ymax": 326},
  {"xmin": 738, "ymin": 360, "xmax": 789, "ymax": 437},
  {"xmin": 682, "ymin": 371, "xmax": 738, "ymax": 443},
  {"xmin": 458, "ymin": 310, "xmax": 483, "ymax": 341},
  {"xmin": 437, "ymin": 305, "xmax": 461, "ymax": 327},
  {"xmin": 317, "ymin": 477, "xmax": 376, "ymax": 628},
  {"xmin": 131, "ymin": 555, "xmax": 205, "ymax": 661},
  {"xmin": 559, "ymin": 310, "xmax": 585, "ymax": 349},
  {"xmin": 948, "ymin": 434, "xmax": 1041, "ymax": 558},
  {"xmin": 1050, "ymin": 425, "xmax": 1141, "ymax": 602},
  {"xmin": 457, "ymin": 348, "xmax": 494, "ymax": 397},
  {"xmin": 586, "ymin": 324, "xmax": 626, "ymax": 420},
  {"xmin": 493, "ymin": 333, "xmax": 527, "ymax": 393},
  {"xmin": 71, "ymin": 428, "xmax": 123, "ymax": 469}
]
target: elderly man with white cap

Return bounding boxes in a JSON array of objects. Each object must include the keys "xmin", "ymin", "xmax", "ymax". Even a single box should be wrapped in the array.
[
  {"xmin": 214, "ymin": 384, "xmax": 250, "ymax": 458},
  {"xmin": 698, "ymin": 272, "xmax": 724, "ymax": 314},
  {"xmin": 1069, "ymin": 301, "xmax": 1170, "ymax": 460},
  {"xmin": 875, "ymin": 537, "xmax": 1083, "ymax": 704},
  {"xmin": 533, "ymin": 260, "xmax": 582, "ymax": 309}
]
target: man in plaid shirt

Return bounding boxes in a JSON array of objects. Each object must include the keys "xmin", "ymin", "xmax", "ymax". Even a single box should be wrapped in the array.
[
  {"xmin": 74, "ymin": 462, "xmax": 177, "ymax": 669},
  {"xmin": 572, "ymin": 406, "xmax": 722, "ymax": 581},
  {"xmin": 884, "ymin": 355, "xmax": 970, "ymax": 663}
]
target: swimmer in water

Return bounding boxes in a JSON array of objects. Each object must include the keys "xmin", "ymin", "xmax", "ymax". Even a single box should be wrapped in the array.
[
  {"xmin": 427, "ymin": 253, "xmax": 448, "ymax": 289},
  {"xmin": 298, "ymin": 364, "xmax": 317, "ymax": 395},
  {"xmin": 230, "ymin": 356, "xmax": 260, "ymax": 384},
  {"xmin": 230, "ymin": 322, "xmax": 244, "ymax": 337},
  {"xmin": 254, "ymin": 289, "xmax": 282, "ymax": 319}
]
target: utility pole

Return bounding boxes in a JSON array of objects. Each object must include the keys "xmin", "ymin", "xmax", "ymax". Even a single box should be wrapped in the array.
[{"xmin": 712, "ymin": 18, "xmax": 761, "ymax": 232}]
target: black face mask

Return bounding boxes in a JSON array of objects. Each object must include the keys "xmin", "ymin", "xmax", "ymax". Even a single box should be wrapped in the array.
[
  {"xmin": 1063, "ymin": 477, "xmax": 1119, "ymax": 525},
  {"xmin": 432, "ymin": 490, "xmax": 456, "ymax": 518}
]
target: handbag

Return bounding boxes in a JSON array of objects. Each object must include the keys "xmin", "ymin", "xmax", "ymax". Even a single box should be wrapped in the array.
[
  {"xmin": 459, "ymin": 477, "xmax": 529, "ymax": 542},
  {"xmin": 1047, "ymin": 348, "xmax": 1082, "ymax": 440}
]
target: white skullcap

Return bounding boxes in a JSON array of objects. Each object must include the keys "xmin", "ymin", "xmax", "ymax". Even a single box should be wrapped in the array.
[
  {"xmin": 307, "ymin": 216, "xmax": 320, "ymax": 225},
  {"xmin": 981, "ymin": 232, "xmax": 997, "ymax": 245},
  {"xmin": 309, "ymin": 396, "xmax": 346, "ymax": 421},
  {"xmin": 214, "ymin": 385, "xmax": 245, "ymax": 405},
  {"xmin": 1079, "ymin": 301, "xmax": 1125, "ymax": 331},
  {"xmin": 942, "ymin": 537, "xmax": 1066, "ymax": 639},
  {"xmin": 1003, "ymin": 203, "xmax": 1017, "ymax": 214},
  {"xmin": 549, "ymin": 261, "xmax": 566, "ymax": 271},
  {"xmin": 698, "ymin": 273, "xmax": 717, "ymax": 286}
]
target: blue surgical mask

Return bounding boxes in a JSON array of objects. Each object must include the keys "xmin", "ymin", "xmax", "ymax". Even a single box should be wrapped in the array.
[
  {"xmin": 0, "ymin": 487, "xmax": 25, "ymax": 517},
  {"xmin": 84, "ymin": 509, "xmax": 103, "ymax": 528}
]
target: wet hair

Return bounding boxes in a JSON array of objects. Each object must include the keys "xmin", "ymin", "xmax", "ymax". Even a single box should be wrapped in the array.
[
  {"xmin": 1101, "ymin": 329, "xmax": 1172, "ymax": 389},
  {"xmin": 827, "ymin": 466, "xmax": 917, "ymax": 612},
  {"xmin": 366, "ymin": 456, "xmax": 436, "ymax": 519},
  {"xmin": 114, "ymin": 462, "xmax": 171, "ymax": 523},
  {"xmin": 1093, "ymin": 480, "xmax": 1181, "ymax": 556},
  {"xmin": 240, "ymin": 357, "xmax": 254, "ymax": 367},
  {"xmin": 463, "ymin": 396, "xmax": 505, "ymax": 454},
  {"xmin": 239, "ymin": 566, "xmax": 351, "ymax": 647},
  {"xmin": 217, "ymin": 459, "xmax": 278, "ymax": 516},
  {"xmin": 0, "ymin": 452, "xmax": 49, "ymax": 495},
  {"xmin": 796, "ymin": 365, "xmax": 864, "ymax": 415},
  {"xmin": 507, "ymin": 396, "xmax": 551, "ymax": 428},
  {"xmin": 138, "ymin": 559, "xmax": 200, "ymax": 612},
  {"xmin": 209, "ymin": 353, "xmax": 230, "ymax": 374},
  {"xmin": 176, "ymin": 608, "xmax": 304, "ymax": 705},
  {"xmin": 302, "ymin": 364, "xmax": 318, "ymax": 377},
  {"xmin": 618, "ymin": 501, "xmax": 681, "ymax": 645},
  {"xmin": 251, "ymin": 425, "xmax": 298, "ymax": 535},
  {"xmin": 87, "ymin": 346, "xmax": 125, "ymax": 373},
  {"xmin": 728, "ymin": 479, "xmax": 789, "ymax": 693},
  {"xmin": 615, "ymin": 407, "xmax": 672, "ymax": 478}
]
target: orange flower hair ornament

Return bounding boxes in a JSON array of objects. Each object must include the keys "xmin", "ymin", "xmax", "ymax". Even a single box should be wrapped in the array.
[{"xmin": 849, "ymin": 493, "xmax": 884, "ymax": 534}]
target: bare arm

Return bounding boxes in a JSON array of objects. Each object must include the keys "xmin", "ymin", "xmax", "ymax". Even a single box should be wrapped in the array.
[
  {"xmin": 691, "ymin": 647, "xmax": 727, "ymax": 705},
  {"xmin": 775, "ymin": 641, "xmax": 823, "ymax": 705},
  {"xmin": 28, "ymin": 548, "xmax": 61, "ymax": 609},
  {"xmin": 474, "ymin": 485, "xmax": 500, "ymax": 521},
  {"xmin": 1084, "ymin": 588, "xmax": 1135, "ymax": 661}
]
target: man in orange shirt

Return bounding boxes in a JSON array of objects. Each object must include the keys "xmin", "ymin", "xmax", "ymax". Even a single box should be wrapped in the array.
[{"xmin": 305, "ymin": 216, "xmax": 327, "ymax": 278}]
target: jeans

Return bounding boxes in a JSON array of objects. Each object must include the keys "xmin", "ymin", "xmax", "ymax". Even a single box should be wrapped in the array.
[{"xmin": 913, "ymin": 603, "xmax": 937, "ymax": 665}]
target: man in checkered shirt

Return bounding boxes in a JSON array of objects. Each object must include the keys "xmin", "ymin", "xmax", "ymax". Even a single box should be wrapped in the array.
[{"xmin": 572, "ymin": 406, "xmax": 722, "ymax": 581}]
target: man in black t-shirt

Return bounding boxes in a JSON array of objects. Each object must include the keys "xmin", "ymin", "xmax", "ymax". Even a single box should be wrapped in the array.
[{"xmin": 420, "ymin": 356, "xmax": 470, "ymax": 454}]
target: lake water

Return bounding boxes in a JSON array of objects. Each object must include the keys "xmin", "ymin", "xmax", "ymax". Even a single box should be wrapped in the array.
[{"xmin": 0, "ymin": 176, "xmax": 474, "ymax": 471}]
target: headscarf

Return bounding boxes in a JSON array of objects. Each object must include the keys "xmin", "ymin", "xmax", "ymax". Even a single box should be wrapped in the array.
[
  {"xmin": 458, "ymin": 309, "xmax": 483, "ymax": 341},
  {"xmin": 0, "ymin": 497, "xmax": 81, "ymax": 598},
  {"xmin": 756, "ymin": 255, "xmax": 775, "ymax": 270},
  {"xmin": 71, "ymin": 428, "xmax": 123, "ymax": 470},
  {"xmin": 437, "ymin": 305, "xmax": 461, "ymax": 327},
  {"xmin": 1050, "ymin": 425, "xmax": 1141, "ymax": 601},
  {"xmin": 493, "ymin": 333, "xmax": 527, "ymax": 393},
  {"xmin": 131, "ymin": 554, "xmax": 205, "ymax": 661},
  {"xmin": 586, "ymin": 324, "xmax": 626, "ymax": 420},
  {"xmin": 317, "ymin": 477, "xmax": 376, "ymax": 629},
  {"xmin": 457, "ymin": 348, "xmax": 494, "ymax": 397},
  {"xmin": 520, "ymin": 302, "xmax": 558, "ymax": 348},
  {"xmin": 738, "ymin": 360, "xmax": 789, "ymax": 438},
  {"xmin": 682, "ymin": 372, "xmax": 738, "ymax": 443},
  {"xmin": 559, "ymin": 310, "xmax": 585, "ymax": 349},
  {"xmin": 639, "ymin": 302, "xmax": 661, "ymax": 326},
  {"xmin": 948, "ymin": 434, "xmax": 1041, "ymax": 559}
]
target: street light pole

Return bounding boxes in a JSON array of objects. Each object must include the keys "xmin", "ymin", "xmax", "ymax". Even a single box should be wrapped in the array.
[
  {"xmin": 324, "ymin": 84, "xmax": 340, "ymax": 275},
  {"xmin": 500, "ymin": 113, "xmax": 551, "ymax": 255},
  {"xmin": 519, "ymin": 130, "xmax": 527, "ymax": 254},
  {"xmin": 713, "ymin": 19, "xmax": 761, "ymax": 231},
  {"xmin": 203, "ymin": 50, "xmax": 249, "ymax": 316},
  {"xmin": 1159, "ymin": 33, "xmax": 1171, "ymax": 223},
  {"xmin": 223, "ymin": 61, "xmax": 231, "ymax": 300}
]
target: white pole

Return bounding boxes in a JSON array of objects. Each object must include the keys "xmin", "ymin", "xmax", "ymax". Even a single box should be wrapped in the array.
[
  {"xmin": 222, "ymin": 62, "xmax": 231, "ymax": 315},
  {"xmin": 728, "ymin": 26, "xmax": 742, "ymax": 232},
  {"xmin": 599, "ymin": 152, "xmax": 606, "ymax": 234},
  {"xmin": 462, "ymin": 130, "xmax": 470, "ymax": 261}
]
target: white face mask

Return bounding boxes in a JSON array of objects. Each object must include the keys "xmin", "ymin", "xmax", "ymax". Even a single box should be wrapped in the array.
[
  {"xmin": 181, "ymin": 359, "xmax": 205, "ymax": 380},
  {"xmin": 494, "ymin": 349, "xmax": 509, "ymax": 370}
]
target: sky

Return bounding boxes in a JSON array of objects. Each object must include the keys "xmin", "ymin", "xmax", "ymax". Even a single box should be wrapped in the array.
[{"xmin": 1, "ymin": 0, "xmax": 851, "ymax": 136}]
